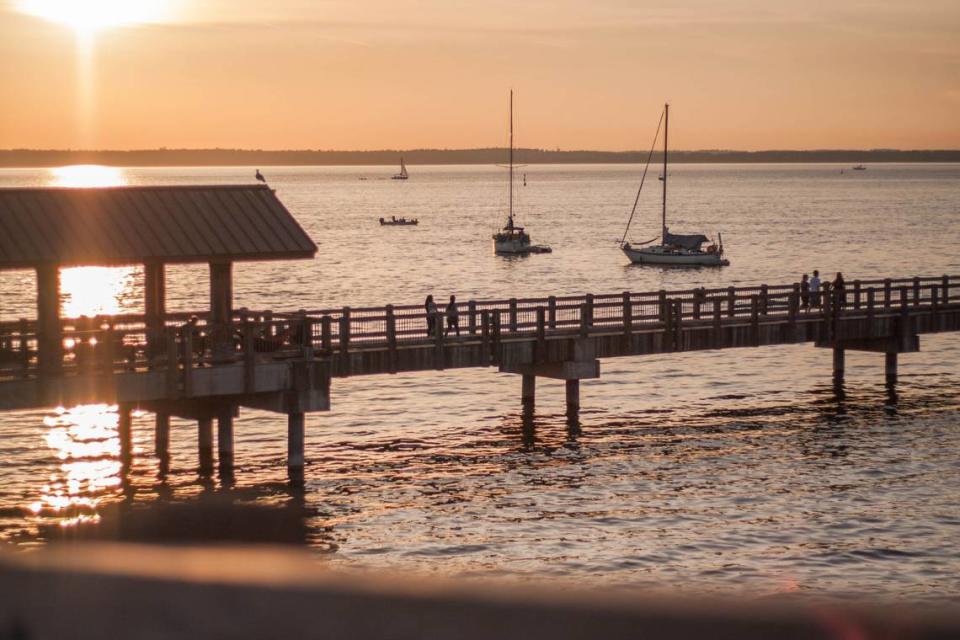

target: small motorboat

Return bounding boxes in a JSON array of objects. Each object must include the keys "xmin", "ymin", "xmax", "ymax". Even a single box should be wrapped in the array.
[
  {"xmin": 379, "ymin": 216, "xmax": 419, "ymax": 226},
  {"xmin": 852, "ymin": 164, "xmax": 866, "ymax": 170}
]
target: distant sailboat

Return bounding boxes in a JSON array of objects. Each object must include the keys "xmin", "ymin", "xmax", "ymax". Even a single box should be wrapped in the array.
[
  {"xmin": 392, "ymin": 158, "xmax": 409, "ymax": 180},
  {"xmin": 620, "ymin": 103, "xmax": 728, "ymax": 266},
  {"xmin": 493, "ymin": 91, "xmax": 551, "ymax": 255},
  {"xmin": 852, "ymin": 164, "xmax": 866, "ymax": 171}
]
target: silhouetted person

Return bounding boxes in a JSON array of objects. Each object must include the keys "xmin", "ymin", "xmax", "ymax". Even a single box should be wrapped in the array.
[
  {"xmin": 255, "ymin": 169, "xmax": 266, "ymax": 183},
  {"xmin": 424, "ymin": 295, "xmax": 437, "ymax": 337},
  {"xmin": 800, "ymin": 273, "xmax": 810, "ymax": 311},
  {"xmin": 810, "ymin": 270, "xmax": 822, "ymax": 309},
  {"xmin": 445, "ymin": 295, "xmax": 460, "ymax": 337},
  {"xmin": 833, "ymin": 272, "xmax": 846, "ymax": 308}
]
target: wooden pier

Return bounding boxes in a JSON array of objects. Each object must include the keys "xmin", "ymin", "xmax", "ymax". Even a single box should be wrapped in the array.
[{"xmin": 2, "ymin": 186, "xmax": 959, "ymax": 481}]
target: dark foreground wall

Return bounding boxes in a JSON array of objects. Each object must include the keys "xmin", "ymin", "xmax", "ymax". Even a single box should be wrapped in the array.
[{"xmin": 0, "ymin": 545, "xmax": 957, "ymax": 640}]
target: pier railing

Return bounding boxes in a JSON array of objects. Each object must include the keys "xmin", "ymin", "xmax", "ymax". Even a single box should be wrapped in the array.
[{"xmin": 0, "ymin": 275, "xmax": 955, "ymax": 380}]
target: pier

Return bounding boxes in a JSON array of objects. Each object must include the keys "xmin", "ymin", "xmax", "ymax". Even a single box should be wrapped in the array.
[{"xmin": 2, "ymin": 186, "xmax": 959, "ymax": 481}]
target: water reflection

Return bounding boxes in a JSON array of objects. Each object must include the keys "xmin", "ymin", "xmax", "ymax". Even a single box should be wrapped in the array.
[
  {"xmin": 32, "ymin": 165, "xmax": 140, "ymax": 531},
  {"xmin": 30, "ymin": 404, "xmax": 125, "ymax": 528},
  {"xmin": 49, "ymin": 164, "xmax": 125, "ymax": 188}
]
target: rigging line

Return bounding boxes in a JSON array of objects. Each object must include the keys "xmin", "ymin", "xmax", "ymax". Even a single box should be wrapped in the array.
[{"xmin": 619, "ymin": 108, "xmax": 665, "ymax": 246}]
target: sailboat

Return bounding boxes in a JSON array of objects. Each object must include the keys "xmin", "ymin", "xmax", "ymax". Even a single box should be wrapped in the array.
[
  {"xmin": 493, "ymin": 91, "xmax": 550, "ymax": 254},
  {"xmin": 392, "ymin": 157, "xmax": 409, "ymax": 180},
  {"xmin": 620, "ymin": 103, "xmax": 728, "ymax": 266}
]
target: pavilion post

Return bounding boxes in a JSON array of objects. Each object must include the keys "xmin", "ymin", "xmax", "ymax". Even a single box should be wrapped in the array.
[
  {"xmin": 209, "ymin": 261, "xmax": 234, "ymax": 363},
  {"xmin": 144, "ymin": 262, "xmax": 166, "ymax": 361},
  {"xmin": 36, "ymin": 264, "xmax": 62, "ymax": 377}
]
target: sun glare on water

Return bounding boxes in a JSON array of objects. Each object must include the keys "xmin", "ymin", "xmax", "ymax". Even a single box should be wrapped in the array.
[
  {"xmin": 50, "ymin": 164, "xmax": 126, "ymax": 188},
  {"xmin": 17, "ymin": 0, "xmax": 170, "ymax": 33}
]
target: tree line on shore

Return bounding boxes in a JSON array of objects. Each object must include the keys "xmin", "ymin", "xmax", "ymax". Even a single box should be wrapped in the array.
[{"xmin": 1, "ymin": 147, "xmax": 958, "ymax": 167}]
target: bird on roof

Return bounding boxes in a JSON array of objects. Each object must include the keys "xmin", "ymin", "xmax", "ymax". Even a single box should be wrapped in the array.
[{"xmin": 255, "ymin": 169, "xmax": 266, "ymax": 183}]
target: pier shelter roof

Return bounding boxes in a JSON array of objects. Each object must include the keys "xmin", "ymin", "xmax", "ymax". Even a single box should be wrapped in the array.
[{"xmin": 0, "ymin": 184, "xmax": 316, "ymax": 269}]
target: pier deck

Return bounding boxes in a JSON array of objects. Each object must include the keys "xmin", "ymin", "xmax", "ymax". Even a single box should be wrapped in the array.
[{"xmin": 0, "ymin": 274, "xmax": 958, "ymax": 477}]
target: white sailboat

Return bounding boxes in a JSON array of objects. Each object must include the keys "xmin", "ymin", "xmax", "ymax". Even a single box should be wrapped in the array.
[
  {"xmin": 620, "ymin": 103, "xmax": 728, "ymax": 266},
  {"xmin": 391, "ymin": 157, "xmax": 409, "ymax": 180},
  {"xmin": 493, "ymin": 91, "xmax": 550, "ymax": 254}
]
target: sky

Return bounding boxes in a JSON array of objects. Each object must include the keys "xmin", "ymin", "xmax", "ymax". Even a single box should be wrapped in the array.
[{"xmin": 1, "ymin": 0, "xmax": 958, "ymax": 151}]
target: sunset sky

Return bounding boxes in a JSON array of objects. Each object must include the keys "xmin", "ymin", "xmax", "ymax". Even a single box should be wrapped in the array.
[{"xmin": 1, "ymin": 0, "xmax": 958, "ymax": 151}]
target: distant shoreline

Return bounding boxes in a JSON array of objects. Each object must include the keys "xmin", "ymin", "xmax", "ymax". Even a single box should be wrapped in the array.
[{"xmin": 1, "ymin": 148, "xmax": 958, "ymax": 168}]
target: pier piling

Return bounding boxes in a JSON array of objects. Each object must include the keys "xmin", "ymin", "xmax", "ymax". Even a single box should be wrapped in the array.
[
  {"xmin": 217, "ymin": 407, "xmax": 235, "ymax": 476},
  {"xmin": 885, "ymin": 352, "xmax": 898, "ymax": 383},
  {"xmin": 833, "ymin": 348, "xmax": 845, "ymax": 382},
  {"xmin": 565, "ymin": 379, "xmax": 580, "ymax": 415},
  {"xmin": 287, "ymin": 412, "xmax": 305, "ymax": 475},
  {"xmin": 155, "ymin": 412, "xmax": 170, "ymax": 459},
  {"xmin": 198, "ymin": 417, "xmax": 214, "ymax": 475},
  {"xmin": 521, "ymin": 374, "xmax": 535, "ymax": 408},
  {"xmin": 118, "ymin": 405, "xmax": 132, "ymax": 468}
]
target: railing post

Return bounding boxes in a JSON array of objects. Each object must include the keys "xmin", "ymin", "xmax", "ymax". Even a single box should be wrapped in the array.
[
  {"xmin": 750, "ymin": 295, "xmax": 760, "ymax": 346},
  {"xmin": 912, "ymin": 276, "xmax": 921, "ymax": 306},
  {"xmin": 866, "ymin": 287, "xmax": 876, "ymax": 336},
  {"xmin": 692, "ymin": 288, "xmax": 703, "ymax": 320},
  {"xmin": 673, "ymin": 300, "xmax": 683, "ymax": 351},
  {"xmin": 321, "ymin": 315, "xmax": 332, "ymax": 353},
  {"xmin": 300, "ymin": 314, "xmax": 313, "ymax": 358},
  {"xmin": 788, "ymin": 290, "xmax": 799, "ymax": 335},
  {"xmin": 713, "ymin": 298, "xmax": 722, "ymax": 348},
  {"xmin": 727, "ymin": 286, "xmax": 736, "ymax": 317},
  {"xmin": 339, "ymin": 307, "xmax": 351, "ymax": 376},
  {"xmin": 931, "ymin": 286, "xmax": 939, "ymax": 312},
  {"xmin": 433, "ymin": 311, "xmax": 444, "ymax": 370},
  {"xmin": 658, "ymin": 290, "xmax": 668, "ymax": 323},
  {"xmin": 622, "ymin": 291, "xmax": 633, "ymax": 338},
  {"xmin": 579, "ymin": 303, "xmax": 589, "ymax": 338},
  {"xmin": 547, "ymin": 296, "xmax": 557, "ymax": 329},
  {"xmin": 759, "ymin": 284, "xmax": 769, "ymax": 316},
  {"xmin": 481, "ymin": 310, "xmax": 491, "ymax": 363},
  {"xmin": 853, "ymin": 280, "xmax": 861, "ymax": 310},
  {"xmin": 664, "ymin": 298, "xmax": 674, "ymax": 351},
  {"xmin": 165, "ymin": 327, "xmax": 179, "ymax": 397},
  {"xmin": 943, "ymin": 274, "xmax": 950, "ymax": 305},
  {"xmin": 385, "ymin": 305, "xmax": 397, "ymax": 373},
  {"xmin": 101, "ymin": 324, "xmax": 117, "ymax": 375},
  {"xmin": 585, "ymin": 294, "xmax": 595, "ymax": 328},
  {"xmin": 18, "ymin": 318, "xmax": 29, "ymax": 374},
  {"xmin": 243, "ymin": 321, "xmax": 256, "ymax": 393},
  {"xmin": 180, "ymin": 325, "xmax": 193, "ymax": 397},
  {"xmin": 263, "ymin": 310, "xmax": 274, "ymax": 336},
  {"xmin": 536, "ymin": 307, "xmax": 546, "ymax": 362},
  {"xmin": 467, "ymin": 300, "xmax": 477, "ymax": 335},
  {"xmin": 883, "ymin": 278, "xmax": 892, "ymax": 308},
  {"xmin": 491, "ymin": 311, "xmax": 502, "ymax": 365},
  {"xmin": 509, "ymin": 298, "xmax": 518, "ymax": 333}
]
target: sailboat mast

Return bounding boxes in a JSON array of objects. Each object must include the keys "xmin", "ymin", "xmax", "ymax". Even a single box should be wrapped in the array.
[
  {"xmin": 662, "ymin": 103, "xmax": 669, "ymax": 242},
  {"xmin": 509, "ymin": 89, "xmax": 514, "ymax": 229}
]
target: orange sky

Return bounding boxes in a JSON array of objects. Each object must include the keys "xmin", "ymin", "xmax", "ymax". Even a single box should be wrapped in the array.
[{"xmin": 1, "ymin": 0, "xmax": 958, "ymax": 151}]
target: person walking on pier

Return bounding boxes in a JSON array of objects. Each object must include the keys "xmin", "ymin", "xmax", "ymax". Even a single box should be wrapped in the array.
[
  {"xmin": 810, "ymin": 270, "xmax": 822, "ymax": 309},
  {"xmin": 800, "ymin": 273, "xmax": 810, "ymax": 311},
  {"xmin": 445, "ymin": 295, "xmax": 460, "ymax": 337},
  {"xmin": 425, "ymin": 295, "xmax": 438, "ymax": 337}
]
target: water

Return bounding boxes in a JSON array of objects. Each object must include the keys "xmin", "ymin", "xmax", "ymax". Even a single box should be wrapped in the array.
[{"xmin": 1, "ymin": 163, "xmax": 959, "ymax": 602}]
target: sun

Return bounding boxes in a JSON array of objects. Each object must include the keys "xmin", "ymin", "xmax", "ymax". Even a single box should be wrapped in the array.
[{"xmin": 17, "ymin": 0, "xmax": 169, "ymax": 33}]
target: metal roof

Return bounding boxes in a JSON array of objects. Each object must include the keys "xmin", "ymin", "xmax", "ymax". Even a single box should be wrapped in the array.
[{"xmin": 0, "ymin": 185, "xmax": 317, "ymax": 269}]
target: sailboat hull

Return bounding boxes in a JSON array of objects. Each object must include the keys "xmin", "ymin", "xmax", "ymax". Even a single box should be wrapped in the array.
[{"xmin": 622, "ymin": 244, "xmax": 728, "ymax": 266}]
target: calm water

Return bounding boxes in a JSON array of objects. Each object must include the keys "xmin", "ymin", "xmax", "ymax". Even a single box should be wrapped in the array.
[{"xmin": 1, "ymin": 163, "xmax": 959, "ymax": 602}]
